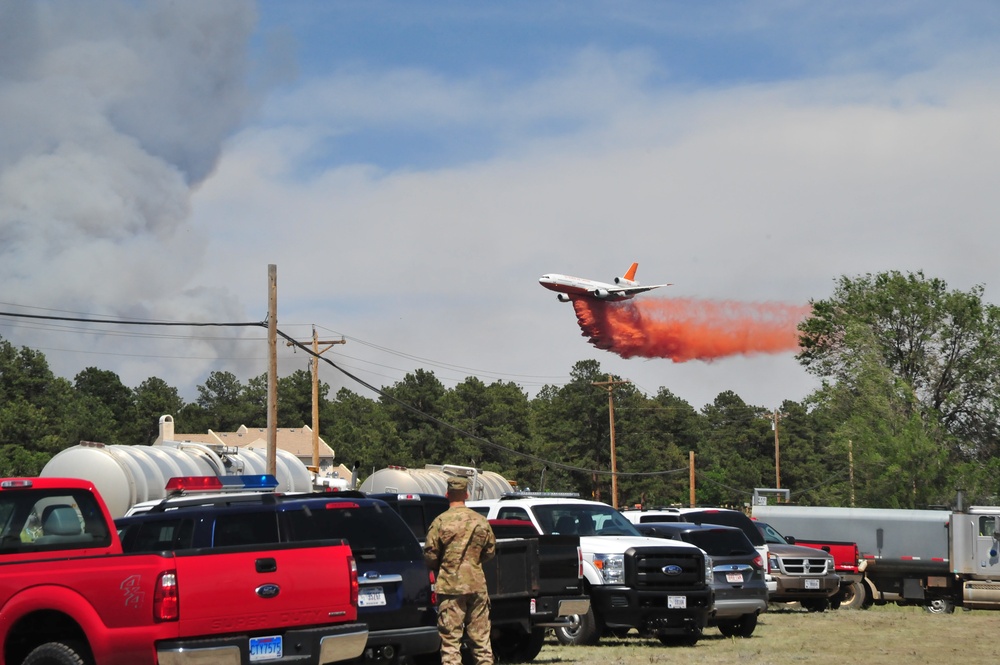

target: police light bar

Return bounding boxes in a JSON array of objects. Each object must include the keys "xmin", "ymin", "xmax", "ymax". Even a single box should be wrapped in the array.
[{"xmin": 163, "ymin": 475, "xmax": 279, "ymax": 492}]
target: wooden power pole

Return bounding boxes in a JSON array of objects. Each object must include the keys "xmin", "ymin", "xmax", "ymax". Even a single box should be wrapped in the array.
[
  {"xmin": 592, "ymin": 375, "xmax": 630, "ymax": 509},
  {"xmin": 267, "ymin": 265, "xmax": 278, "ymax": 476},
  {"xmin": 287, "ymin": 328, "xmax": 345, "ymax": 469}
]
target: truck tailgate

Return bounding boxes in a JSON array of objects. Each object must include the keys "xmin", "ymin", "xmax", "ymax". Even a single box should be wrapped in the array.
[{"xmin": 173, "ymin": 541, "xmax": 356, "ymax": 635}]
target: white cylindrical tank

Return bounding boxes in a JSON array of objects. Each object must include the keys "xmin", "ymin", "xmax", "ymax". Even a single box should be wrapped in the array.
[
  {"xmin": 358, "ymin": 464, "xmax": 513, "ymax": 500},
  {"xmin": 40, "ymin": 440, "xmax": 314, "ymax": 518}
]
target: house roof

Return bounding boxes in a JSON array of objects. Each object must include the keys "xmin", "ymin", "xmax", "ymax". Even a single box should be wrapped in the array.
[{"xmin": 170, "ymin": 424, "xmax": 335, "ymax": 459}]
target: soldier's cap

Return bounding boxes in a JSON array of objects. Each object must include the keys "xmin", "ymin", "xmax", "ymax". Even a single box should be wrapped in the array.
[{"xmin": 447, "ymin": 476, "xmax": 469, "ymax": 492}]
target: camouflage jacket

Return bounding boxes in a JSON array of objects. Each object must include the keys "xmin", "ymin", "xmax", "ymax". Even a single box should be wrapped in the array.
[{"xmin": 423, "ymin": 505, "xmax": 496, "ymax": 595}]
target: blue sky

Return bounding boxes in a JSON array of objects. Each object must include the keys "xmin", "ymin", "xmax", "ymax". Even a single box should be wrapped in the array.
[{"xmin": 2, "ymin": 0, "xmax": 1000, "ymax": 415}]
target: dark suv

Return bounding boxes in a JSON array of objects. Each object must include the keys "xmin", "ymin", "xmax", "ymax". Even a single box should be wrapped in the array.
[
  {"xmin": 635, "ymin": 523, "xmax": 768, "ymax": 637},
  {"xmin": 116, "ymin": 490, "xmax": 440, "ymax": 665}
]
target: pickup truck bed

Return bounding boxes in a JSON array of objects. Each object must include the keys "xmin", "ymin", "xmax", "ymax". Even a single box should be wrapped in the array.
[{"xmin": 0, "ymin": 477, "xmax": 367, "ymax": 665}]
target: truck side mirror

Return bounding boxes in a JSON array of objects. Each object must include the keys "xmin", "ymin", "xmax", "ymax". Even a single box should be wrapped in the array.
[{"xmin": 784, "ymin": 536, "xmax": 796, "ymax": 545}]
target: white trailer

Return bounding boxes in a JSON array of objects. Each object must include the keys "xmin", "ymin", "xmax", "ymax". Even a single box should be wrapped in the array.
[{"xmin": 752, "ymin": 500, "xmax": 1000, "ymax": 612}]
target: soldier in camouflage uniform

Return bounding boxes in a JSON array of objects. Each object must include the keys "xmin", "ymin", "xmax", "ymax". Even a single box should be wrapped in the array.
[{"xmin": 423, "ymin": 475, "xmax": 497, "ymax": 665}]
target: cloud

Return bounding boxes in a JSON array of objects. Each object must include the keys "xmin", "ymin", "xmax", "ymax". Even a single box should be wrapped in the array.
[{"xmin": 0, "ymin": 0, "xmax": 259, "ymax": 392}]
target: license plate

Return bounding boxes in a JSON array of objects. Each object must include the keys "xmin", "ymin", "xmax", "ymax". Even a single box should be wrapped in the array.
[
  {"xmin": 359, "ymin": 586, "xmax": 387, "ymax": 607},
  {"xmin": 726, "ymin": 573, "xmax": 744, "ymax": 583},
  {"xmin": 249, "ymin": 635, "xmax": 282, "ymax": 662},
  {"xmin": 805, "ymin": 578, "xmax": 820, "ymax": 589},
  {"xmin": 668, "ymin": 595, "xmax": 687, "ymax": 609}
]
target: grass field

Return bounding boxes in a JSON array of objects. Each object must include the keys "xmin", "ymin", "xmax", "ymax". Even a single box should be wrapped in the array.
[{"xmin": 530, "ymin": 605, "xmax": 992, "ymax": 665}]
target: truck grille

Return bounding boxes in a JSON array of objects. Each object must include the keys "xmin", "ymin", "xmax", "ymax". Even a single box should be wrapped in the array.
[
  {"xmin": 627, "ymin": 547, "xmax": 704, "ymax": 589},
  {"xmin": 779, "ymin": 557, "xmax": 830, "ymax": 575}
]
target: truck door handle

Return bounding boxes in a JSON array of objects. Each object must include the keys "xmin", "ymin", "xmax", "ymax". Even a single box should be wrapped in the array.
[{"xmin": 256, "ymin": 558, "xmax": 277, "ymax": 573}]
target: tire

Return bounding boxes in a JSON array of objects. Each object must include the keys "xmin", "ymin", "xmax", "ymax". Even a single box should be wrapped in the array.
[
  {"xmin": 802, "ymin": 599, "xmax": 829, "ymax": 613},
  {"xmin": 23, "ymin": 642, "xmax": 89, "ymax": 665},
  {"xmin": 718, "ymin": 613, "xmax": 757, "ymax": 638},
  {"xmin": 924, "ymin": 598, "xmax": 956, "ymax": 614},
  {"xmin": 493, "ymin": 627, "xmax": 545, "ymax": 663},
  {"xmin": 657, "ymin": 628, "xmax": 701, "ymax": 647},
  {"xmin": 555, "ymin": 607, "xmax": 601, "ymax": 646},
  {"xmin": 839, "ymin": 581, "xmax": 867, "ymax": 610}
]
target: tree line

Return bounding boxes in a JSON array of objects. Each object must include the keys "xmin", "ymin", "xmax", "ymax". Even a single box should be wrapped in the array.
[{"xmin": 1, "ymin": 270, "xmax": 997, "ymax": 509}]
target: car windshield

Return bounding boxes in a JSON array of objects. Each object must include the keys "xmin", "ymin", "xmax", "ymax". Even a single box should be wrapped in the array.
[
  {"xmin": 532, "ymin": 504, "xmax": 641, "ymax": 537},
  {"xmin": 756, "ymin": 521, "xmax": 788, "ymax": 545},
  {"xmin": 683, "ymin": 529, "xmax": 756, "ymax": 556}
]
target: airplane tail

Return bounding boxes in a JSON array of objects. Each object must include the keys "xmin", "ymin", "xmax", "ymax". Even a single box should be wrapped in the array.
[{"xmin": 616, "ymin": 262, "xmax": 639, "ymax": 285}]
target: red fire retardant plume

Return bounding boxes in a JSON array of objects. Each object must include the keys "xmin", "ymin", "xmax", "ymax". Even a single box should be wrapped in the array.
[{"xmin": 572, "ymin": 298, "xmax": 811, "ymax": 361}]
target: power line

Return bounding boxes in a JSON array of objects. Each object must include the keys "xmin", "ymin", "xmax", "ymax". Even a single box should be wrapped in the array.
[{"xmin": 0, "ymin": 308, "xmax": 685, "ymax": 479}]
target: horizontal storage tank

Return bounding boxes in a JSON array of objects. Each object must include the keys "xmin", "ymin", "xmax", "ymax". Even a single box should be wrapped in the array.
[
  {"xmin": 359, "ymin": 464, "xmax": 513, "ymax": 501},
  {"xmin": 41, "ymin": 440, "xmax": 314, "ymax": 518}
]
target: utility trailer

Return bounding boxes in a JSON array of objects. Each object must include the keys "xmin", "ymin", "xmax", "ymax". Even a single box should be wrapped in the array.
[{"xmin": 752, "ymin": 499, "xmax": 1000, "ymax": 613}]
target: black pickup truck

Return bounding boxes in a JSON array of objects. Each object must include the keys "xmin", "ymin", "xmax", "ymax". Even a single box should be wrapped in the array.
[
  {"xmin": 370, "ymin": 493, "xmax": 590, "ymax": 663},
  {"xmin": 116, "ymin": 489, "xmax": 440, "ymax": 665}
]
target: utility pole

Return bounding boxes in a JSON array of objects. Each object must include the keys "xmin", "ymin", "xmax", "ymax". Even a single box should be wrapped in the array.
[
  {"xmin": 592, "ymin": 375, "xmax": 630, "ymax": 509},
  {"xmin": 689, "ymin": 450, "xmax": 696, "ymax": 507},
  {"xmin": 769, "ymin": 408, "xmax": 782, "ymax": 494},
  {"xmin": 267, "ymin": 265, "xmax": 278, "ymax": 476},
  {"xmin": 288, "ymin": 328, "xmax": 346, "ymax": 469}
]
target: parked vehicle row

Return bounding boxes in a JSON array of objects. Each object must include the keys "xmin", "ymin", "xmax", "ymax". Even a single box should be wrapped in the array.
[{"xmin": 22, "ymin": 459, "xmax": 984, "ymax": 665}]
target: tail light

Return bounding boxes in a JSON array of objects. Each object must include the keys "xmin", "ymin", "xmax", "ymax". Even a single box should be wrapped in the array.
[
  {"xmin": 751, "ymin": 555, "xmax": 764, "ymax": 569},
  {"xmin": 348, "ymin": 556, "xmax": 359, "ymax": 608},
  {"xmin": 154, "ymin": 571, "xmax": 179, "ymax": 622},
  {"xmin": 429, "ymin": 570, "xmax": 437, "ymax": 606},
  {"xmin": 577, "ymin": 546, "xmax": 584, "ymax": 579}
]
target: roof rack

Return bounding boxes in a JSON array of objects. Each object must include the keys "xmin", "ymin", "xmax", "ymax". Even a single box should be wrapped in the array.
[{"xmin": 498, "ymin": 491, "xmax": 580, "ymax": 500}]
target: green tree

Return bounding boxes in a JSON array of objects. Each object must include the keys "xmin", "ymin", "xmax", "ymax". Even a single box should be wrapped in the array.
[
  {"xmin": 196, "ymin": 371, "xmax": 257, "ymax": 430},
  {"xmin": 74, "ymin": 367, "xmax": 139, "ymax": 444},
  {"xmin": 531, "ymin": 360, "xmax": 615, "ymax": 500},
  {"xmin": 806, "ymin": 324, "xmax": 952, "ymax": 508},
  {"xmin": 799, "ymin": 271, "xmax": 1000, "ymax": 465},
  {"xmin": 380, "ymin": 369, "xmax": 454, "ymax": 464},
  {"xmin": 133, "ymin": 377, "xmax": 186, "ymax": 444},
  {"xmin": 324, "ymin": 388, "xmax": 401, "ymax": 477},
  {"xmin": 696, "ymin": 391, "xmax": 772, "ymax": 506}
]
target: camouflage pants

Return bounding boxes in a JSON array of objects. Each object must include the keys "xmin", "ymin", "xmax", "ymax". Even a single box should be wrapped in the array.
[{"xmin": 437, "ymin": 593, "xmax": 492, "ymax": 665}]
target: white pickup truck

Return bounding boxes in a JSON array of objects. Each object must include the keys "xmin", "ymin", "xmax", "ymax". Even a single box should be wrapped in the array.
[{"xmin": 468, "ymin": 496, "xmax": 714, "ymax": 646}]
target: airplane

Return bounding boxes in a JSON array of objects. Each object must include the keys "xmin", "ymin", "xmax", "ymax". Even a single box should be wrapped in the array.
[{"xmin": 538, "ymin": 262, "xmax": 671, "ymax": 302}]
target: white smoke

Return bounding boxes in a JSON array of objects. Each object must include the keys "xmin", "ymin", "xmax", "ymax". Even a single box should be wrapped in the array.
[{"xmin": 0, "ymin": 0, "xmax": 260, "ymax": 391}]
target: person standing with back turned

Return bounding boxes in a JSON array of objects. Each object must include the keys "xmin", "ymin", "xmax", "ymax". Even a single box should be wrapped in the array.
[{"xmin": 423, "ymin": 476, "xmax": 497, "ymax": 665}]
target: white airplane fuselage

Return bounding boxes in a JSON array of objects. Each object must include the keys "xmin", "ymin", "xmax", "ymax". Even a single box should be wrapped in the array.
[
  {"xmin": 539, "ymin": 263, "xmax": 670, "ymax": 302},
  {"xmin": 538, "ymin": 274, "xmax": 636, "ymax": 302}
]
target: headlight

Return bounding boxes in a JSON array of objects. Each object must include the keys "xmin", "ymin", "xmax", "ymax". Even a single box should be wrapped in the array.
[
  {"xmin": 704, "ymin": 555, "xmax": 713, "ymax": 585},
  {"xmin": 593, "ymin": 553, "xmax": 625, "ymax": 584}
]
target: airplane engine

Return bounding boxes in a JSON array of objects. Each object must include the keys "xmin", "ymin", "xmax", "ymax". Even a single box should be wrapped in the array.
[
  {"xmin": 557, "ymin": 293, "xmax": 572, "ymax": 302},
  {"xmin": 592, "ymin": 289, "xmax": 610, "ymax": 298},
  {"xmin": 614, "ymin": 277, "xmax": 637, "ymax": 286}
]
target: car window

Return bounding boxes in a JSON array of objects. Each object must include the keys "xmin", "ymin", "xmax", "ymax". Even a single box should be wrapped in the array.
[
  {"xmin": 284, "ymin": 501, "xmax": 422, "ymax": 561},
  {"xmin": 683, "ymin": 510, "xmax": 764, "ymax": 546},
  {"xmin": 755, "ymin": 521, "xmax": 788, "ymax": 545},
  {"xmin": 496, "ymin": 506, "xmax": 531, "ymax": 521},
  {"xmin": 638, "ymin": 514, "xmax": 680, "ymax": 523},
  {"xmin": 683, "ymin": 529, "xmax": 756, "ymax": 556},
  {"xmin": 532, "ymin": 504, "xmax": 640, "ymax": 537}
]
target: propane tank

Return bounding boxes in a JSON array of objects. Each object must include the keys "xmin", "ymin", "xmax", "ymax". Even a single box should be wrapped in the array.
[
  {"xmin": 358, "ymin": 464, "xmax": 513, "ymax": 500},
  {"xmin": 41, "ymin": 439, "xmax": 315, "ymax": 518}
]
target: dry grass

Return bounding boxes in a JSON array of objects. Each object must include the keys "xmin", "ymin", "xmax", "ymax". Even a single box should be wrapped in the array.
[{"xmin": 531, "ymin": 604, "xmax": 993, "ymax": 665}]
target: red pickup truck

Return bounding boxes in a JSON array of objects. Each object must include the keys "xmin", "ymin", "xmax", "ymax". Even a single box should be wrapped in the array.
[
  {"xmin": 0, "ymin": 477, "xmax": 368, "ymax": 665},
  {"xmin": 785, "ymin": 538, "xmax": 868, "ymax": 610}
]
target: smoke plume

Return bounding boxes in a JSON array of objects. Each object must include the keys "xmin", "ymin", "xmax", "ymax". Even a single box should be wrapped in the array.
[{"xmin": 572, "ymin": 297, "xmax": 811, "ymax": 361}]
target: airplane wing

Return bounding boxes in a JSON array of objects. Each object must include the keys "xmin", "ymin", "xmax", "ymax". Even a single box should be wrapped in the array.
[{"xmin": 592, "ymin": 283, "xmax": 672, "ymax": 299}]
